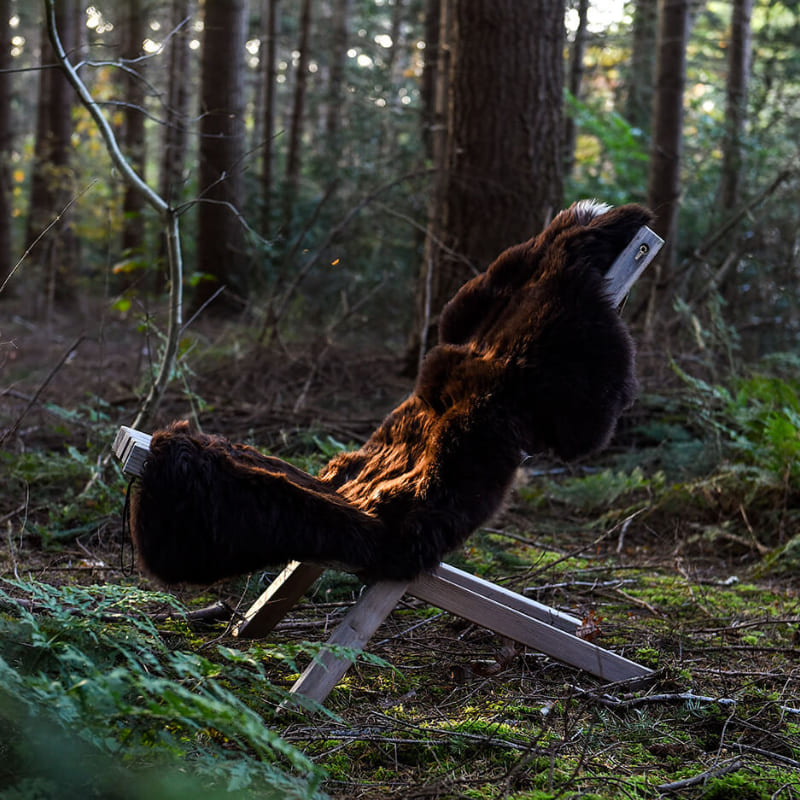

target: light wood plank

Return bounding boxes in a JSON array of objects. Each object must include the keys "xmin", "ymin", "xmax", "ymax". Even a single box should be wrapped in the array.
[
  {"xmin": 289, "ymin": 580, "xmax": 409, "ymax": 704},
  {"xmin": 113, "ymin": 425, "xmax": 152, "ymax": 477},
  {"xmin": 233, "ymin": 561, "xmax": 324, "ymax": 638},
  {"xmin": 428, "ymin": 564, "xmax": 581, "ymax": 633},
  {"xmin": 409, "ymin": 571, "xmax": 652, "ymax": 682},
  {"xmin": 605, "ymin": 225, "xmax": 664, "ymax": 305}
]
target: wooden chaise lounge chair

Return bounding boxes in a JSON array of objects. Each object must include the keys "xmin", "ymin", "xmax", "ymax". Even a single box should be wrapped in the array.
[{"xmin": 114, "ymin": 203, "xmax": 663, "ymax": 704}]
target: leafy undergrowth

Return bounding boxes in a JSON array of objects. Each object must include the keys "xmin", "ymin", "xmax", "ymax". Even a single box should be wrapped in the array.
[
  {"xmin": 2, "ymin": 318, "xmax": 800, "ymax": 797},
  {"xmin": 0, "ymin": 582, "xmax": 337, "ymax": 799}
]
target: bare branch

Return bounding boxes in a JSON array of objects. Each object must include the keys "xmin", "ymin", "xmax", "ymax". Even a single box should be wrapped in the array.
[
  {"xmin": 0, "ymin": 180, "xmax": 98, "ymax": 296},
  {"xmin": 44, "ymin": 0, "xmax": 183, "ymax": 431},
  {"xmin": 45, "ymin": 8, "xmax": 165, "ymax": 215},
  {"xmin": 266, "ymin": 169, "xmax": 434, "ymax": 340},
  {"xmin": 0, "ymin": 335, "xmax": 86, "ymax": 446},
  {"xmin": 657, "ymin": 759, "xmax": 745, "ymax": 793}
]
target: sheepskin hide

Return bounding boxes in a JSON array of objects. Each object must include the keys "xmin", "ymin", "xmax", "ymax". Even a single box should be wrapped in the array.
[{"xmin": 130, "ymin": 201, "xmax": 653, "ymax": 584}]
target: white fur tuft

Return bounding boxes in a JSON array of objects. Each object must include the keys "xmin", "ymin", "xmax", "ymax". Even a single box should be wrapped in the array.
[{"xmin": 572, "ymin": 199, "xmax": 613, "ymax": 224}]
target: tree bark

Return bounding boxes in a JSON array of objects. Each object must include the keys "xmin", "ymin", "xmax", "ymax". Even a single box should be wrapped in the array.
[
  {"xmin": 160, "ymin": 0, "xmax": 192, "ymax": 208},
  {"xmin": 0, "ymin": 0, "xmax": 13, "ymax": 293},
  {"xmin": 379, "ymin": 0, "xmax": 405, "ymax": 161},
  {"xmin": 195, "ymin": 0, "xmax": 249, "ymax": 311},
  {"xmin": 719, "ymin": 0, "xmax": 754, "ymax": 212},
  {"xmin": 409, "ymin": 0, "xmax": 452, "ymax": 370},
  {"xmin": 563, "ymin": 0, "xmax": 589, "ymax": 177},
  {"xmin": 420, "ymin": 0, "xmax": 440, "ymax": 163},
  {"xmin": 624, "ymin": 0, "xmax": 658, "ymax": 134},
  {"xmin": 324, "ymin": 0, "xmax": 349, "ymax": 164},
  {"xmin": 410, "ymin": 0, "xmax": 564, "ymax": 366},
  {"xmin": 26, "ymin": 0, "xmax": 78, "ymax": 314},
  {"xmin": 283, "ymin": 0, "xmax": 313, "ymax": 237},
  {"xmin": 120, "ymin": 0, "xmax": 147, "ymax": 262},
  {"xmin": 644, "ymin": 0, "xmax": 691, "ymax": 335},
  {"xmin": 157, "ymin": 0, "xmax": 193, "ymax": 291},
  {"xmin": 262, "ymin": 0, "xmax": 280, "ymax": 231}
]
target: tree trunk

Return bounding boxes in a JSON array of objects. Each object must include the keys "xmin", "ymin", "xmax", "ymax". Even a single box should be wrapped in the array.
[
  {"xmin": 156, "ymin": 0, "xmax": 192, "ymax": 292},
  {"xmin": 644, "ymin": 0, "xmax": 691, "ymax": 335},
  {"xmin": 624, "ymin": 0, "xmax": 658, "ymax": 133},
  {"xmin": 26, "ymin": 0, "xmax": 77, "ymax": 314},
  {"xmin": 0, "ymin": 0, "xmax": 13, "ymax": 293},
  {"xmin": 283, "ymin": 0, "xmax": 313, "ymax": 237},
  {"xmin": 563, "ymin": 0, "xmax": 589, "ymax": 177},
  {"xmin": 325, "ymin": 0, "xmax": 349, "ymax": 164},
  {"xmin": 420, "ymin": 0, "xmax": 440, "ymax": 163},
  {"xmin": 408, "ymin": 0, "xmax": 452, "ymax": 370},
  {"xmin": 719, "ymin": 0, "xmax": 754, "ymax": 212},
  {"xmin": 379, "ymin": 0, "xmax": 405, "ymax": 161},
  {"xmin": 160, "ymin": 0, "xmax": 192, "ymax": 208},
  {"xmin": 120, "ymin": 0, "xmax": 147, "ymax": 263},
  {"xmin": 195, "ymin": 0, "xmax": 249, "ymax": 312},
  {"xmin": 410, "ymin": 0, "xmax": 564, "ymax": 366},
  {"xmin": 261, "ymin": 0, "xmax": 279, "ymax": 232}
]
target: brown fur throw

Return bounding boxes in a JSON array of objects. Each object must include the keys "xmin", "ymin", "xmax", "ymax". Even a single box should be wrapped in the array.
[{"xmin": 130, "ymin": 201, "xmax": 653, "ymax": 584}]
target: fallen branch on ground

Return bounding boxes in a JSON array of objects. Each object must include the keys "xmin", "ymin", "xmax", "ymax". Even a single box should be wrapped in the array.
[{"xmin": 657, "ymin": 759, "xmax": 745, "ymax": 792}]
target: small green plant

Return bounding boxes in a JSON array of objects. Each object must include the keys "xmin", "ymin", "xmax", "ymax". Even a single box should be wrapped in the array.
[
  {"xmin": 521, "ymin": 467, "xmax": 653, "ymax": 513},
  {"xmin": 702, "ymin": 771, "xmax": 770, "ymax": 800},
  {"xmin": 674, "ymin": 360, "xmax": 800, "ymax": 487},
  {"xmin": 2, "ymin": 444, "xmax": 127, "ymax": 544}
]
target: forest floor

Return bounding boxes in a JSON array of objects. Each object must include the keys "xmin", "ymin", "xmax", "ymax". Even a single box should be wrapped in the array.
[{"xmin": 1, "ymin": 297, "xmax": 799, "ymax": 799}]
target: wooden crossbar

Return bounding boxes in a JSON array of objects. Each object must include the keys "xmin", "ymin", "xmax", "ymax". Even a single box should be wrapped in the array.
[
  {"xmin": 113, "ymin": 225, "xmax": 661, "ymax": 704},
  {"xmin": 113, "ymin": 426, "xmax": 152, "ymax": 476}
]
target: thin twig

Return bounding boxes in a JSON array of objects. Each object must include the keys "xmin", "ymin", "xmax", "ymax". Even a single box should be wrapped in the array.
[
  {"xmin": 525, "ymin": 579, "xmax": 638, "ymax": 593},
  {"xmin": 572, "ymin": 689, "xmax": 737, "ymax": 711},
  {"xmin": 291, "ymin": 274, "xmax": 394, "ymax": 412},
  {"xmin": 526, "ymin": 508, "xmax": 647, "ymax": 581},
  {"xmin": 418, "ymin": 253, "xmax": 434, "ymax": 373},
  {"xmin": 150, "ymin": 601, "xmax": 233, "ymax": 624},
  {"xmin": 0, "ymin": 180, "xmax": 98, "ymax": 295},
  {"xmin": 0, "ymin": 335, "xmax": 86, "ymax": 446},
  {"xmin": 77, "ymin": 15, "xmax": 191, "ymax": 70},
  {"xmin": 0, "ymin": 389, "xmax": 95, "ymax": 430},
  {"xmin": 373, "ymin": 201, "xmax": 477, "ymax": 270},
  {"xmin": 612, "ymin": 586, "xmax": 661, "ymax": 616},
  {"xmin": 179, "ymin": 284, "xmax": 228, "ymax": 335},
  {"xmin": 0, "ymin": 504, "xmax": 27, "ymax": 526},
  {"xmin": 267, "ymin": 169, "xmax": 434, "ymax": 340},
  {"xmin": 734, "ymin": 745, "xmax": 800, "ymax": 769}
]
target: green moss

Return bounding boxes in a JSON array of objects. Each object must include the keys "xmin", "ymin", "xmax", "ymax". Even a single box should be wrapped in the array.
[
  {"xmin": 633, "ymin": 647, "xmax": 661, "ymax": 668},
  {"xmin": 703, "ymin": 772, "xmax": 770, "ymax": 800}
]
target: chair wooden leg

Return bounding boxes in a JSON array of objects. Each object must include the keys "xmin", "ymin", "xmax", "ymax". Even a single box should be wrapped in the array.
[
  {"xmin": 233, "ymin": 561, "xmax": 324, "ymax": 638},
  {"xmin": 288, "ymin": 580, "xmax": 409, "ymax": 704}
]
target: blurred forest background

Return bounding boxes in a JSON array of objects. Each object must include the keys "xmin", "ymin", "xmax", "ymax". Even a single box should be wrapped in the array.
[
  {"xmin": 0, "ymin": 0, "xmax": 797, "ymax": 356},
  {"xmin": 2, "ymin": 2, "xmax": 800, "ymax": 799}
]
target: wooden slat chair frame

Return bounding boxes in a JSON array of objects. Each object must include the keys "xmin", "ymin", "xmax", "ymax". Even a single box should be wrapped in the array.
[{"xmin": 113, "ymin": 225, "xmax": 663, "ymax": 705}]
